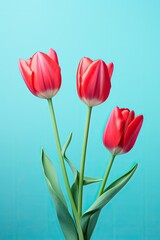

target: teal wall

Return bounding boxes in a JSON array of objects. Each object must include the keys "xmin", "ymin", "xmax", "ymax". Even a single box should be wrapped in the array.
[{"xmin": 0, "ymin": 0, "xmax": 159, "ymax": 239}]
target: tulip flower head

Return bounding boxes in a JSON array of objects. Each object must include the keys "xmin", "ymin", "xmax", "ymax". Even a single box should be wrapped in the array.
[
  {"xmin": 103, "ymin": 107, "xmax": 143, "ymax": 155},
  {"xmin": 19, "ymin": 49, "xmax": 61, "ymax": 99},
  {"xmin": 76, "ymin": 57, "xmax": 114, "ymax": 107}
]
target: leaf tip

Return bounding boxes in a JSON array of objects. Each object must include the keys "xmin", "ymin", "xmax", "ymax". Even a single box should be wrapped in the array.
[
  {"xmin": 41, "ymin": 148, "xmax": 45, "ymax": 164},
  {"xmin": 62, "ymin": 132, "xmax": 73, "ymax": 156},
  {"xmin": 133, "ymin": 163, "xmax": 138, "ymax": 171},
  {"xmin": 68, "ymin": 132, "xmax": 73, "ymax": 142}
]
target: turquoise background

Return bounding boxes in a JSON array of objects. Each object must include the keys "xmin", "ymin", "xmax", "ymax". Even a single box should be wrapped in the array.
[{"xmin": 0, "ymin": 0, "xmax": 159, "ymax": 239}]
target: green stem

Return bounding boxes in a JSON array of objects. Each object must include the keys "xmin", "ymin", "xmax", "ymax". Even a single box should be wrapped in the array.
[
  {"xmin": 78, "ymin": 106, "xmax": 92, "ymax": 216},
  {"xmin": 47, "ymin": 98, "xmax": 84, "ymax": 240},
  {"xmin": 98, "ymin": 154, "xmax": 116, "ymax": 197}
]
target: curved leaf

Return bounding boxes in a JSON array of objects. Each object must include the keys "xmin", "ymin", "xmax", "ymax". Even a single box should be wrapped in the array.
[
  {"xmin": 81, "ymin": 164, "xmax": 138, "ymax": 236},
  {"xmin": 41, "ymin": 149, "xmax": 78, "ymax": 240}
]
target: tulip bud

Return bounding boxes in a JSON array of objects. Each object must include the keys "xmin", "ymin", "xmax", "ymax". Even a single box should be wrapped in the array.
[
  {"xmin": 103, "ymin": 107, "xmax": 143, "ymax": 154},
  {"xmin": 76, "ymin": 57, "xmax": 114, "ymax": 107},
  {"xmin": 19, "ymin": 49, "xmax": 62, "ymax": 99}
]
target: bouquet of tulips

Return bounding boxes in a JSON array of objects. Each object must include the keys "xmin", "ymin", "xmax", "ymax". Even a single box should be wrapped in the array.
[{"xmin": 19, "ymin": 49, "xmax": 143, "ymax": 240}]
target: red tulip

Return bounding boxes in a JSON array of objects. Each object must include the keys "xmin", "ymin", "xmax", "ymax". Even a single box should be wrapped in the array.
[
  {"xmin": 76, "ymin": 57, "xmax": 114, "ymax": 106},
  {"xmin": 103, "ymin": 107, "xmax": 143, "ymax": 154},
  {"xmin": 19, "ymin": 49, "xmax": 61, "ymax": 99}
]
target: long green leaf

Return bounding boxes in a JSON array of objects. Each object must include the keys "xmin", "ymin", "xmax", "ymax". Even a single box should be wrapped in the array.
[
  {"xmin": 41, "ymin": 149, "xmax": 78, "ymax": 240},
  {"xmin": 82, "ymin": 164, "xmax": 138, "ymax": 237}
]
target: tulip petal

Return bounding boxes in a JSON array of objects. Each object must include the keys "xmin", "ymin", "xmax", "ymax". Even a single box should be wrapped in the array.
[
  {"xmin": 48, "ymin": 48, "xmax": 59, "ymax": 65},
  {"xmin": 76, "ymin": 57, "xmax": 93, "ymax": 99},
  {"xmin": 26, "ymin": 58, "xmax": 31, "ymax": 66},
  {"xmin": 123, "ymin": 115, "xmax": 143, "ymax": 153},
  {"xmin": 18, "ymin": 59, "xmax": 36, "ymax": 95},
  {"xmin": 121, "ymin": 109, "xmax": 130, "ymax": 121},
  {"xmin": 81, "ymin": 60, "xmax": 111, "ymax": 106},
  {"xmin": 122, "ymin": 110, "xmax": 135, "ymax": 131},
  {"xmin": 30, "ymin": 52, "xmax": 61, "ymax": 98},
  {"xmin": 107, "ymin": 62, "xmax": 114, "ymax": 78},
  {"xmin": 103, "ymin": 107, "xmax": 125, "ymax": 151},
  {"xmin": 78, "ymin": 57, "xmax": 93, "ymax": 76}
]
